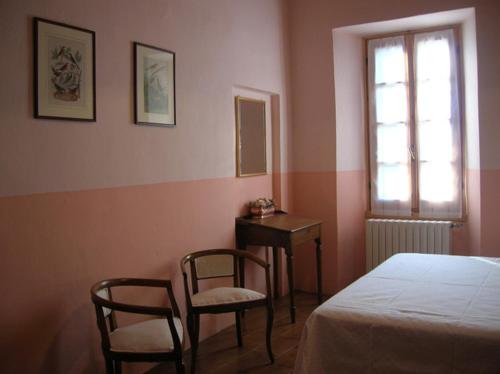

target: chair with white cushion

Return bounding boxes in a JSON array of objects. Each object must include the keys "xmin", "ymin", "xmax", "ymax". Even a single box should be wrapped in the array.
[
  {"xmin": 90, "ymin": 278, "xmax": 185, "ymax": 374},
  {"xmin": 181, "ymin": 249, "xmax": 274, "ymax": 373}
]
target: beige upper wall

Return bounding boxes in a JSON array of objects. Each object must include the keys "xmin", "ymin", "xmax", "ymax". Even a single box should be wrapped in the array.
[
  {"xmin": 0, "ymin": 0, "xmax": 291, "ymax": 197},
  {"xmin": 475, "ymin": 0, "xmax": 500, "ymax": 170},
  {"xmin": 2, "ymin": 0, "xmax": 497, "ymax": 196},
  {"xmin": 333, "ymin": 8, "xmax": 478, "ymax": 171},
  {"xmin": 333, "ymin": 31, "xmax": 366, "ymax": 172},
  {"xmin": 289, "ymin": 0, "xmax": 500, "ymax": 173}
]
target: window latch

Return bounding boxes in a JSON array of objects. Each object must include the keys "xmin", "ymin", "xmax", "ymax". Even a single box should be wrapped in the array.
[{"xmin": 409, "ymin": 145, "xmax": 416, "ymax": 160}]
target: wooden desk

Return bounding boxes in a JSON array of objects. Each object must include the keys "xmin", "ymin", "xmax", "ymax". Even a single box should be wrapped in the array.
[{"xmin": 235, "ymin": 212, "xmax": 323, "ymax": 323}]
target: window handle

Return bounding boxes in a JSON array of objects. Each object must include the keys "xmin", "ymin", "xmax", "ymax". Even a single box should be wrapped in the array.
[{"xmin": 409, "ymin": 145, "xmax": 416, "ymax": 160}]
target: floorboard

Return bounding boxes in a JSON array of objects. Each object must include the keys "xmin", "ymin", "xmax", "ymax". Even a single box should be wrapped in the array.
[{"xmin": 147, "ymin": 292, "xmax": 318, "ymax": 374}]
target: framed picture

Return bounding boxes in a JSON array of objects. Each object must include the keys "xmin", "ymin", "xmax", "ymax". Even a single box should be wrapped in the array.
[
  {"xmin": 33, "ymin": 17, "xmax": 96, "ymax": 121},
  {"xmin": 235, "ymin": 96, "xmax": 267, "ymax": 177},
  {"xmin": 134, "ymin": 42, "xmax": 176, "ymax": 127}
]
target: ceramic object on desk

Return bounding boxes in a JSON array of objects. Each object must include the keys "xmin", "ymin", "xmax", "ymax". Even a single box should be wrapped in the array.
[
  {"xmin": 249, "ymin": 197, "xmax": 275, "ymax": 218},
  {"xmin": 250, "ymin": 206, "xmax": 275, "ymax": 218}
]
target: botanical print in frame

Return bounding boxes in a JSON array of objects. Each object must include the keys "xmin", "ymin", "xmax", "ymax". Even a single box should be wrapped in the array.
[
  {"xmin": 134, "ymin": 42, "xmax": 176, "ymax": 127},
  {"xmin": 33, "ymin": 17, "xmax": 96, "ymax": 121}
]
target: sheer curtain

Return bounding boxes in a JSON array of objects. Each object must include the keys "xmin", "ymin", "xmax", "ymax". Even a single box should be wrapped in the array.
[
  {"xmin": 368, "ymin": 36, "xmax": 412, "ymax": 216},
  {"xmin": 415, "ymin": 29, "xmax": 462, "ymax": 218}
]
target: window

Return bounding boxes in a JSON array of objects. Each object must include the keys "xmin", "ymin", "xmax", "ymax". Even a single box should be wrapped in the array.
[{"xmin": 367, "ymin": 28, "xmax": 464, "ymax": 219}]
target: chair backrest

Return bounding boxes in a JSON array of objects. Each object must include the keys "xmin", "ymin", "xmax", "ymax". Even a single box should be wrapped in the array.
[
  {"xmin": 194, "ymin": 254, "xmax": 235, "ymax": 279},
  {"xmin": 181, "ymin": 249, "xmax": 270, "ymax": 299}
]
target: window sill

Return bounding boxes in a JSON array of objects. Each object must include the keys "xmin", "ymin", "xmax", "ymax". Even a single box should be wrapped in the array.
[{"xmin": 365, "ymin": 212, "xmax": 466, "ymax": 226}]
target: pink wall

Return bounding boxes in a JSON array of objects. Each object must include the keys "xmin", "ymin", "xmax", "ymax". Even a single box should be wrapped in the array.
[
  {"xmin": 288, "ymin": 0, "xmax": 500, "ymax": 292},
  {"xmin": 480, "ymin": 170, "xmax": 500, "ymax": 256},
  {"xmin": 1, "ymin": 0, "xmax": 500, "ymax": 372},
  {"xmin": 292, "ymin": 172, "xmax": 337, "ymax": 294},
  {"xmin": 332, "ymin": 27, "xmax": 367, "ymax": 290},
  {"xmin": 331, "ymin": 8, "xmax": 478, "ymax": 275},
  {"xmin": 0, "ymin": 0, "xmax": 291, "ymax": 372},
  {"xmin": 336, "ymin": 171, "xmax": 367, "ymax": 289},
  {"xmin": 0, "ymin": 177, "xmax": 274, "ymax": 373}
]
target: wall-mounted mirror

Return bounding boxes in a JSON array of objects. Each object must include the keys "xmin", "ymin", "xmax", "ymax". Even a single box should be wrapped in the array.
[{"xmin": 235, "ymin": 96, "xmax": 267, "ymax": 177}]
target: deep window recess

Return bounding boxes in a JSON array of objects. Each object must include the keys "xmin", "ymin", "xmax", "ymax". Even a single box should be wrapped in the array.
[{"xmin": 366, "ymin": 27, "xmax": 464, "ymax": 219}]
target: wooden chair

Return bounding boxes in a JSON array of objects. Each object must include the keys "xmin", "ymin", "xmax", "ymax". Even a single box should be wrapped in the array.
[
  {"xmin": 180, "ymin": 249, "xmax": 274, "ymax": 373},
  {"xmin": 90, "ymin": 278, "xmax": 185, "ymax": 374}
]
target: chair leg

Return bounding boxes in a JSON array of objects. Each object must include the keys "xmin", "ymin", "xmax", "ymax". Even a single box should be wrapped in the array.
[
  {"xmin": 188, "ymin": 313, "xmax": 200, "ymax": 374},
  {"xmin": 187, "ymin": 313, "xmax": 194, "ymax": 373},
  {"xmin": 194, "ymin": 314, "xmax": 200, "ymax": 342},
  {"xmin": 114, "ymin": 361, "xmax": 121, "ymax": 374},
  {"xmin": 104, "ymin": 357, "xmax": 113, "ymax": 374},
  {"xmin": 175, "ymin": 357, "xmax": 186, "ymax": 374},
  {"xmin": 235, "ymin": 311, "xmax": 243, "ymax": 347},
  {"xmin": 266, "ymin": 305, "xmax": 274, "ymax": 364}
]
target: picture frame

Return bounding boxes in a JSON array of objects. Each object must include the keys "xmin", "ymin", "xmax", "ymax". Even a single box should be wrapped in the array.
[
  {"xmin": 133, "ymin": 42, "xmax": 176, "ymax": 127},
  {"xmin": 235, "ymin": 96, "xmax": 267, "ymax": 177},
  {"xmin": 33, "ymin": 17, "xmax": 96, "ymax": 121}
]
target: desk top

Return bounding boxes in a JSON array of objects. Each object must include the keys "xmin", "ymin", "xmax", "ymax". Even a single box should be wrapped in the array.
[{"xmin": 236, "ymin": 212, "xmax": 322, "ymax": 233}]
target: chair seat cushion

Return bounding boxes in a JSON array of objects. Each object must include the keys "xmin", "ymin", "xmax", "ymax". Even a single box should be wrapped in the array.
[
  {"xmin": 191, "ymin": 287, "xmax": 266, "ymax": 307},
  {"xmin": 109, "ymin": 317, "xmax": 183, "ymax": 353}
]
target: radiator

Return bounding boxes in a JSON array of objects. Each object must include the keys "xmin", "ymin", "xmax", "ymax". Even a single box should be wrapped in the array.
[{"xmin": 366, "ymin": 219, "xmax": 452, "ymax": 271}]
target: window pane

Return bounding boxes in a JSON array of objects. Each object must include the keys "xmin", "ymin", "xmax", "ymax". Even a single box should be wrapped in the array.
[
  {"xmin": 369, "ymin": 36, "xmax": 412, "ymax": 215},
  {"xmin": 375, "ymin": 84, "xmax": 408, "ymax": 124},
  {"xmin": 377, "ymin": 164, "xmax": 410, "ymax": 201},
  {"xmin": 418, "ymin": 121, "xmax": 453, "ymax": 162},
  {"xmin": 416, "ymin": 37, "xmax": 451, "ymax": 81},
  {"xmin": 377, "ymin": 123, "xmax": 408, "ymax": 163},
  {"xmin": 415, "ymin": 29, "xmax": 462, "ymax": 212},
  {"xmin": 374, "ymin": 43, "xmax": 406, "ymax": 84},
  {"xmin": 419, "ymin": 162, "xmax": 455, "ymax": 202},
  {"xmin": 417, "ymin": 79, "xmax": 451, "ymax": 121}
]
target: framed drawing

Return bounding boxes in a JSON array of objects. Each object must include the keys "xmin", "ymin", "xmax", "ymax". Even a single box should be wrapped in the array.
[
  {"xmin": 134, "ymin": 42, "xmax": 176, "ymax": 127},
  {"xmin": 33, "ymin": 17, "xmax": 96, "ymax": 121},
  {"xmin": 235, "ymin": 96, "xmax": 267, "ymax": 177}
]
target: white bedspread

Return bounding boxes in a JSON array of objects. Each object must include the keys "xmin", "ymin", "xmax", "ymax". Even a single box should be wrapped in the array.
[{"xmin": 294, "ymin": 253, "xmax": 500, "ymax": 374}]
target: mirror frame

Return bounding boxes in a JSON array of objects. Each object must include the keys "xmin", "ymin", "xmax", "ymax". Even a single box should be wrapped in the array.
[{"xmin": 235, "ymin": 96, "xmax": 267, "ymax": 177}]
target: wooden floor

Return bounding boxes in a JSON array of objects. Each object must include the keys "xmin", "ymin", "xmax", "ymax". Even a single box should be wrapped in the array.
[{"xmin": 148, "ymin": 292, "xmax": 318, "ymax": 374}]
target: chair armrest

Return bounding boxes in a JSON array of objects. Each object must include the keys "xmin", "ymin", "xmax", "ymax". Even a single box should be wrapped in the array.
[
  {"xmin": 235, "ymin": 250, "xmax": 270, "ymax": 269},
  {"xmin": 181, "ymin": 271, "xmax": 193, "ymax": 309},
  {"xmin": 91, "ymin": 293, "xmax": 174, "ymax": 317},
  {"xmin": 91, "ymin": 278, "xmax": 179, "ymax": 317},
  {"xmin": 164, "ymin": 280, "xmax": 182, "ymax": 318},
  {"xmin": 233, "ymin": 251, "xmax": 272, "ymax": 298},
  {"xmin": 100, "ymin": 278, "xmax": 173, "ymax": 288}
]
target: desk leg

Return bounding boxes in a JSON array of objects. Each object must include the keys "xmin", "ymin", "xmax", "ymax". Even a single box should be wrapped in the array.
[
  {"xmin": 315, "ymin": 237, "xmax": 323, "ymax": 305},
  {"xmin": 272, "ymin": 247, "xmax": 279, "ymax": 299},
  {"xmin": 285, "ymin": 245, "xmax": 296, "ymax": 323}
]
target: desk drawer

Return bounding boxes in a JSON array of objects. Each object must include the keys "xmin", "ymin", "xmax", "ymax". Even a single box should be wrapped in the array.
[{"xmin": 291, "ymin": 224, "xmax": 320, "ymax": 246}]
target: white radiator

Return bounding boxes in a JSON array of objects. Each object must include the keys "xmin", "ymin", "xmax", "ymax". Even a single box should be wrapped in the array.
[{"xmin": 366, "ymin": 219, "xmax": 452, "ymax": 271}]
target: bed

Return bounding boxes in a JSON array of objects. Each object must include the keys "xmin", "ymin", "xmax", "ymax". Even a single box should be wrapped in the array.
[{"xmin": 294, "ymin": 253, "xmax": 500, "ymax": 374}]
